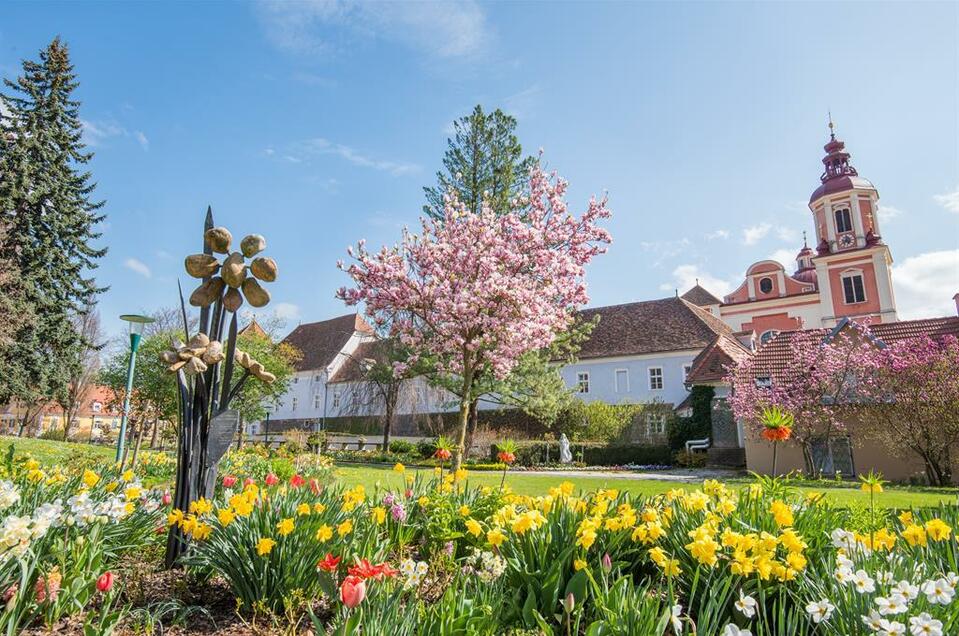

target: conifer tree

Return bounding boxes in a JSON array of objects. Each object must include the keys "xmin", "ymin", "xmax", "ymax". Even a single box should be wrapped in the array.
[
  {"xmin": 0, "ymin": 38, "xmax": 106, "ymax": 411},
  {"xmin": 423, "ymin": 105, "xmax": 536, "ymax": 218}
]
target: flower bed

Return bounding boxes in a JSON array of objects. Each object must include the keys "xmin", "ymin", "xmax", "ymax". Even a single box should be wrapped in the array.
[{"xmin": 2, "ymin": 447, "xmax": 958, "ymax": 634}]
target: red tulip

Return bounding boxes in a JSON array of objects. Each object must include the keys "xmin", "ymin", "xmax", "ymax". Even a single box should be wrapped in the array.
[
  {"xmin": 309, "ymin": 478, "xmax": 321, "ymax": 494},
  {"xmin": 222, "ymin": 475, "xmax": 238, "ymax": 488},
  {"xmin": 404, "ymin": 489, "xmax": 413, "ymax": 499},
  {"xmin": 289, "ymin": 474, "xmax": 305, "ymax": 488},
  {"xmin": 161, "ymin": 491, "xmax": 172, "ymax": 506},
  {"xmin": 96, "ymin": 572, "xmax": 114, "ymax": 592},
  {"xmin": 340, "ymin": 575, "xmax": 366, "ymax": 609},
  {"xmin": 317, "ymin": 553, "xmax": 341, "ymax": 572},
  {"xmin": 243, "ymin": 477, "xmax": 255, "ymax": 488},
  {"xmin": 265, "ymin": 473, "xmax": 279, "ymax": 486}
]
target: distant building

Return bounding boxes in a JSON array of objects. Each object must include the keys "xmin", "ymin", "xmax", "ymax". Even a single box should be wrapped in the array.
[{"xmin": 0, "ymin": 385, "xmax": 122, "ymax": 439}]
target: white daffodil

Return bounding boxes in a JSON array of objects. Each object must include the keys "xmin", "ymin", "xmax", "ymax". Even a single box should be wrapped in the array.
[
  {"xmin": 670, "ymin": 604, "xmax": 683, "ymax": 635},
  {"xmin": 806, "ymin": 599, "xmax": 835, "ymax": 624},
  {"xmin": 835, "ymin": 566, "xmax": 855, "ymax": 584},
  {"xmin": 862, "ymin": 609, "xmax": 884, "ymax": 631},
  {"xmin": 734, "ymin": 590, "xmax": 757, "ymax": 619},
  {"xmin": 921, "ymin": 578, "xmax": 955, "ymax": 605},
  {"xmin": 721, "ymin": 624, "xmax": 752, "ymax": 636},
  {"xmin": 874, "ymin": 594, "xmax": 908, "ymax": 616},
  {"xmin": 908, "ymin": 613, "xmax": 943, "ymax": 636},
  {"xmin": 853, "ymin": 569, "xmax": 877, "ymax": 594},
  {"xmin": 831, "ymin": 529, "xmax": 857, "ymax": 550},
  {"xmin": 892, "ymin": 580, "xmax": 919, "ymax": 601},
  {"xmin": 878, "ymin": 619, "xmax": 906, "ymax": 636},
  {"xmin": 945, "ymin": 572, "xmax": 958, "ymax": 589}
]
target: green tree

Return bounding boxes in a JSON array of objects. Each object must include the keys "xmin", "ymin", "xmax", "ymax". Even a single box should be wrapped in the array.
[
  {"xmin": 0, "ymin": 38, "xmax": 106, "ymax": 411},
  {"xmin": 423, "ymin": 105, "xmax": 536, "ymax": 219},
  {"xmin": 230, "ymin": 329, "xmax": 301, "ymax": 433}
]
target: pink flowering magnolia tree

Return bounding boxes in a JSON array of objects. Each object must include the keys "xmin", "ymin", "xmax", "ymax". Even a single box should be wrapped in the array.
[
  {"xmin": 337, "ymin": 166, "xmax": 611, "ymax": 469},
  {"xmin": 857, "ymin": 335, "xmax": 959, "ymax": 486},
  {"xmin": 727, "ymin": 322, "xmax": 881, "ymax": 476}
]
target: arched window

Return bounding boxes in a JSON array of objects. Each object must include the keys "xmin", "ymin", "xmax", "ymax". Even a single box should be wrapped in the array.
[
  {"xmin": 758, "ymin": 277, "xmax": 773, "ymax": 294},
  {"xmin": 760, "ymin": 330, "xmax": 779, "ymax": 345},
  {"xmin": 835, "ymin": 208, "xmax": 852, "ymax": 233}
]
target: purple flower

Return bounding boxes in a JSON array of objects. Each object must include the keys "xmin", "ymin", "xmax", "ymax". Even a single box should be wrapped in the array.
[
  {"xmin": 443, "ymin": 541, "xmax": 454, "ymax": 556},
  {"xmin": 383, "ymin": 493, "xmax": 396, "ymax": 507},
  {"xmin": 390, "ymin": 503, "xmax": 407, "ymax": 523}
]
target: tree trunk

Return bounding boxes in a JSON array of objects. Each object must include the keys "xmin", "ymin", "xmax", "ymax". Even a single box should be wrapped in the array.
[
  {"xmin": 131, "ymin": 419, "xmax": 147, "ymax": 467},
  {"xmin": 464, "ymin": 398, "xmax": 479, "ymax": 461},
  {"xmin": 454, "ymin": 397, "xmax": 470, "ymax": 472},
  {"xmin": 149, "ymin": 418, "xmax": 159, "ymax": 449},
  {"xmin": 383, "ymin": 402, "xmax": 394, "ymax": 452},
  {"xmin": 235, "ymin": 416, "xmax": 245, "ymax": 450}
]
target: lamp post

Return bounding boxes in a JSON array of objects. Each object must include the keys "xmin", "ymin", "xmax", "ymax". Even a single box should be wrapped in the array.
[{"xmin": 116, "ymin": 314, "xmax": 155, "ymax": 466}]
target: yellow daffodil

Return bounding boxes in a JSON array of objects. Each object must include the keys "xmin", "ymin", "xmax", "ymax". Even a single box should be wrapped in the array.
[{"xmin": 256, "ymin": 537, "xmax": 275, "ymax": 556}]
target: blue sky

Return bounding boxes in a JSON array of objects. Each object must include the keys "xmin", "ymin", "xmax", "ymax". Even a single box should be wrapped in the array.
[{"xmin": 2, "ymin": 1, "xmax": 957, "ymax": 340}]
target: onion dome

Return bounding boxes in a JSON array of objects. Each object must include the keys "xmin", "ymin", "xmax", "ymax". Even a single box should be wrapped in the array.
[{"xmin": 809, "ymin": 119, "xmax": 876, "ymax": 203}]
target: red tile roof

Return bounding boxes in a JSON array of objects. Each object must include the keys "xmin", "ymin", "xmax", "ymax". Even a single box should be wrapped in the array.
[
  {"xmin": 751, "ymin": 316, "xmax": 959, "ymax": 377},
  {"xmin": 576, "ymin": 297, "xmax": 734, "ymax": 360},
  {"xmin": 685, "ymin": 334, "xmax": 752, "ymax": 384},
  {"xmin": 281, "ymin": 313, "xmax": 373, "ymax": 372},
  {"xmin": 681, "ymin": 284, "xmax": 722, "ymax": 306}
]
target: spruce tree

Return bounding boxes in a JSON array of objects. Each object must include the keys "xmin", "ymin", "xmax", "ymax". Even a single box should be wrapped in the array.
[
  {"xmin": 423, "ymin": 105, "xmax": 536, "ymax": 218},
  {"xmin": 0, "ymin": 38, "xmax": 106, "ymax": 412}
]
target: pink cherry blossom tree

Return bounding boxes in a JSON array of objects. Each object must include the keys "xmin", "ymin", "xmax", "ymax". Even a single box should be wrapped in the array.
[
  {"xmin": 856, "ymin": 335, "xmax": 959, "ymax": 486},
  {"xmin": 337, "ymin": 165, "xmax": 611, "ymax": 469},
  {"xmin": 727, "ymin": 322, "xmax": 881, "ymax": 476}
]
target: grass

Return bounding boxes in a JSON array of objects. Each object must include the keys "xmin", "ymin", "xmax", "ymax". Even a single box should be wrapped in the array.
[
  {"xmin": 334, "ymin": 464, "xmax": 959, "ymax": 509},
  {"xmin": 2, "ymin": 436, "xmax": 956, "ymax": 509}
]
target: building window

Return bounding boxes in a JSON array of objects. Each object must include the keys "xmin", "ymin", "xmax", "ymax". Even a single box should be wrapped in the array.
[
  {"xmin": 576, "ymin": 372, "xmax": 590, "ymax": 394},
  {"xmin": 755, "ymin": 376, "xmax": 772, "ymax": 389},
  {"xmin": 760, "ymin": 330, "xmax": 779, "ymax": 345},
  {"xmin": 683, "ymin": 364, "xmax": 692, "ymax": 382},
  {"xmin": 841, "ymin": 272, "xmax": 866, "ymax": 304},
  {"xmin": 835, "ymin": 208, "xmax": 852, "ymax": 233},
  {"xmin": 293, "ymin": 377, "xmax": 299, "ymax": 384},
  {"xmin": 91, "ymin": 401, "xmax": 102, "ymax": 413},
  {"xmin": 291, "ymin": 397, "xmax": 298, "ymax": 411},
  {"xmin": 646, "ymin": 413, "xmax": 667, "ymax": 436},
  {"xmin": 332, "ymin": 391, "xmax": 341, "ymax": 408},
  {"xmin": 648, "ymin": 367, "xmax": 663, "ymax": 390},
  {"xmin": 313, "ymin": 393, "xmax": 322, "ymax": 409},
  {"xmin": 614, "ymin": 369, "xmax": 629, "ymax": 393},
  {"xmin": 758, "ymin": 277, "xmax": 773, "ymax": 294}
]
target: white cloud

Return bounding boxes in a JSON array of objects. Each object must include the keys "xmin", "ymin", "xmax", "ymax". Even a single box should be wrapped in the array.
[
  {"xmin": 123, "ymin": 258, "xmax": 152, "ymax": 278},
  {"xmin": 768, "ymin": 248, "xmax": 796, "ymax": 270},
  {"xmin": 272, "ymin": 302, "xmax": 301, "ymax": 321},
  {"xmin": 705, "ymin": 229, "xmax": 730, "ymax": 240},
  {"xmin": 290, "ymin": 137, "xmax": 420, "ymax": 176},
  {"xmin": 776, "ymin": 227, "xmax": 800, "ymax": 242},
  {"xmin": 256, "ymin": 0, "xmax": 491, "ymax": 60},
  {"xmin": 659, "ymin": 264, "xmax": 734, "ymax": 298},
  {"xmin": 639, "ymin": 237, "xmax": 691, "ymax": 267},
  {"xmin": 892, "ymin": 250, "xmax": 959, "ymax": 319},
  {"xmin": 877, "ymin": 204, "xmax": 903, "ymax": 221},
  {"xmin": 81, "ymin": 120, "xmax": 126, "ymax": 146},
  {"xmin": 742, "ymin": 223, "xmax": 772, "ymax": 246},
  {"xmin": 933, "ymin": 187, "xmax": 959, "ymax": 213},
  {"xmin": 82, "ymin": 120, "xmax": 149, "ymax": 151}
]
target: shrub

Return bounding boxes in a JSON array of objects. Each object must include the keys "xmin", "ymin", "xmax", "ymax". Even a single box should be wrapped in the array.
[
  {"xmin": 416, "ymin": 440, "xmax": 437, "ymax": 459},
  {"xmin": 388, "ymin": 440, "xmax": 415, "ymax": 454},
  {"xmin": 39, "ymin": 429, "xmax": 66, "ymax": 442},
  {"xmin": 673, "ymin": 449, "xmax": 708, "ymax": 468}
]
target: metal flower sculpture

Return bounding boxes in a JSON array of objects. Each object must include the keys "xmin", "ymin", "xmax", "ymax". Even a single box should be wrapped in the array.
[{"xmin": 164, "ymin": 208, "xmax": 279, "ymax": 568}]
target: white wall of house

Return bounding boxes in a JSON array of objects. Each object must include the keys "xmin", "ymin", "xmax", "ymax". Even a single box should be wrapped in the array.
[{"xmin": 559, "ymin": 349, "xmax": 700, "ymax": 407}]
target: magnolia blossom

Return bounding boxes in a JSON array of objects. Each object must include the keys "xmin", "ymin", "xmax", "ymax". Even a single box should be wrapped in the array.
[{"xmin": 337, "ymin": 164, "xmax": 611, "ymax": 393}]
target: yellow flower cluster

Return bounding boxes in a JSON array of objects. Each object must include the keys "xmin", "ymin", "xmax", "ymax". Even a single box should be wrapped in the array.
[{"xmin": 342, "ymin": 485, "xmax": 366, "ymax": 512}]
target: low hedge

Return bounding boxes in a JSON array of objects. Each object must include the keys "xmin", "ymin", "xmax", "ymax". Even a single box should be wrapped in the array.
[{"xmin": 491, "ymin": 441, "xmax": 672, "ymax": 467}]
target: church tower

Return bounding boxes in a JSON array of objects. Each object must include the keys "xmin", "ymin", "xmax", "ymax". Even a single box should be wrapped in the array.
[{"xmin": 808, "ymin": 120, "xmax": 898, "ymax": 325}]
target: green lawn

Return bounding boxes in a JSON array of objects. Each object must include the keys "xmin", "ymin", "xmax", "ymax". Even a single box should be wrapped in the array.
[
  {"xmin": 334, "ymin": 464, "xmax": 959, "ymax": 509},
  {"xmin": 1, "ymin": 437, "xmax": 955, "ymax": 509}
]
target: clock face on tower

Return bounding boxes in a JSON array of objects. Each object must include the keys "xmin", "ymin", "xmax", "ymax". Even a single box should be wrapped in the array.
[{"xmin": 839, "ymin": 233, "xmax": 855, "ymax": 248}]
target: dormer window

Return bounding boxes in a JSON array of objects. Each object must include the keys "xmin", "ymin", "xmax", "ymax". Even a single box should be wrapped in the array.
[
  {"xmin": 835, "ymin": 208, "xmax": 853, "ymax": 233},
  {"xmin": 758, "ymin": 277, "xmax": 773, "ymax": 294}
]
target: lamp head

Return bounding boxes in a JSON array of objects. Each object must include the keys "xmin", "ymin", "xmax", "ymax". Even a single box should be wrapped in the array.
[{"xmin": 119, "ymin": 314, "xmax": 155, "ymax": 337}]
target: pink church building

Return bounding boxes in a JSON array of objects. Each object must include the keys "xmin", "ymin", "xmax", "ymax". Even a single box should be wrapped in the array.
[{"xmin": 696, "ymin": 124, "xmax": 899, "ymax": 343}]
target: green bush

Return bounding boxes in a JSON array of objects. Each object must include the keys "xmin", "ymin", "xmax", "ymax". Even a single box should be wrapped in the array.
[
  {"xmin": 668, "ymin": 386, "xmax": 714, "ymax": 451},
  {"xmin": 388, "ymin": 440, "xmax": 415, "ymax": 454},
  {"xmin": 673, "ymin": 449, "xmax": 708, "ymax": 468},
  {"xmin": 39, "ymin": 428, "xmax": 66, "ymax": 441},
  {"xmin": 416, "ymin": 440, "xmax": 437, "ymax": 458},
  {"xmin": 580, "ymin": 445, "xmax": 672, "ymax": 466}
]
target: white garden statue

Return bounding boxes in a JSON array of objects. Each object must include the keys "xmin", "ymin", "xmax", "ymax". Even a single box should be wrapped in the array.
[{"xmin": 559, "ymin": 433, "xmax": 573, "ymax": 464}]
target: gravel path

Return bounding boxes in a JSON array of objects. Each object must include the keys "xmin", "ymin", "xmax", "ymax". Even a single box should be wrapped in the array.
[{"xmin": 511, "ymin": 467, "xmax": 747, "ymax": 482}]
